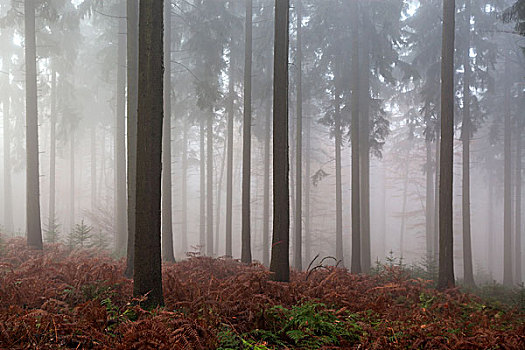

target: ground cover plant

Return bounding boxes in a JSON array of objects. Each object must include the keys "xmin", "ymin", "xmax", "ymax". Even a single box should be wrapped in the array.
[{"xmin": 0, "ymin": 238, "xmax": 523, "ymax": 349}]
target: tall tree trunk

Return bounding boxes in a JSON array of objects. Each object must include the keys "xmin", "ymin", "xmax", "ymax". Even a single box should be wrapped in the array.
[
  {"xmin": 200, "ymin": 119, "xmax": 206, "ymax": 253},
  {"xmin": 91, "ymin": 125, "xmax": 97, "ymax": 211},
  {"xmin": 241, "ymin": 0, "xmax": 253, "ymax": 264},
  {"xmin": 503, "ymin": 51, "xmax": 513, "ymax": 286},
  {"xmin": 350, "ymin": 0, "xmax": 361, "ymax": 274},
  {"xmin": 437, "ymin": 0, "xmax": 456, "ymax": 290},
  {"xmin": 270, "ymin": 0, "xmax": 290, "ymax": 282},
  {"xmin": 515, "ymin": 114, "xmax": 522, "ymax": 284},
  {"xmin": 335, "ymin": 68, "xmax": 344, "ymax": 265},
  {"xmin": 2, "ymin": 58, "xmax": 13, "ymax": 234},
  {"xmin": 162, "ymin": 0, "xmax": 175, "ymax": 262},
  {"xmin": 133, "ymin": 0, "xmax": 164, "ymax": 309},
  {"xmin": 360, "ymin": 36, "xmax": 371, "ymax": 273},
  {"xmin": 70, "ymin": 130, "xmax": 75, "ymax": 230},
  {"xmin": 434, "ymin": 137, "xmax": 440, "ymax": 263},
  {"xmin": 488, "ymin": 167, "xmax": 494, "ymax": 279},
  {"xmin": 461, "ymin": 0, "xmax": 475, "ymax": 287},
  {"xmin": 225, "ymin": 43, "xmax": 235, "ymax": 258},
  {"xmin": 24, "ymin": 0, "xmax": 43, "ymax": 249},
  {"xmin": 294, "ymin": 0, "xmax": 303, "ymax": 271},
  {"xmin": 48, "ymin": 69, "xmax": 56, "ymax": 236},
  {"xmin": 215, "ymin": 137, "xmax": 227, "ymax": 255},
  {"xmin": 125, "ymin": 0, "xmax": 139, "ymax": 278},
  {"xmin": 399, "ymin": 154, "xmax": 410, "ymax": 258},
  {"xmin": 115, "ymin": 12, "xmax": 127, "ymax": 255},
  {"xmin": 181, "ymin": 119, "xmax": 188, "ymax": 255},
  {"xmin": 425, "ymin": 136, "xmax": 435, "ymax": 265},
  {"xmin": 263, "ymin": 95, "xmax": 271, "ymax": 266},
  {"xmin": 304, "ymin": 111, "xmax": 311, "ymax": 266},
  {"xmin": 207, "ymin": 113, "xmax": 214, "ymax": 256}
]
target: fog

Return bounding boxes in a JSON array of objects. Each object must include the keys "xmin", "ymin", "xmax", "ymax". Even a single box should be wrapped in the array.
[{"xmin": 0, "ymin": 0, "xmax": 524, "ymax": 287}]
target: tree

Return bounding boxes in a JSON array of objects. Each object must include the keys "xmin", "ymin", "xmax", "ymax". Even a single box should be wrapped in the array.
[
  {"xmin": 294, "ymin": 0, "xmax": 303, "ymax": 271},
  {"xmin": 438, "ymin": 0, "xmax": 456, "ymax": 290},
  {"xmin": 125, "ymin": 0, "xmax": 139, "ymax": 278},
  {"xmin": 2, "ymin": 52, "xmax": 13, "ymax": 234},
  {"xmin": 162, "ymin": 0, "xmax": 175, "ymax": 262},
  {"xmin": 241, "ymin": 0, "xmax": 253, "ymax": 264},
  {"xmin": 133, "ymin": 0, "xmax": 165, "ymax": 308},
  {"xmin": 24, "ymin": 0, "xmax": 43, "ymax": 250},
  {"xmin": 503, "ymin": 49, "xmax": 512, "ymax": 286},
  {"xmin": 270, "ymin": 0, "xmax": 290, "ymax": 282}
]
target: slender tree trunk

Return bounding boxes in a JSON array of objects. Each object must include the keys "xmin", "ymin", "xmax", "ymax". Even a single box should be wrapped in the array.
[
  {"xmin": 125, "ymin": 0, "xmax": 139, "ymax": 278},
  {"xmin": 503, "ymin": 51, "xmax": 513, "ymax": 286},
  {"xmin": 488, "ymin": 166, "xmax": 494, "ymax": 279},
  {"xmin": 225, "ymin": 45, "xmax": 235, "ymax": 258},
  {"xmin": 115, "ymin": 12, "xmax": 127, "ymax": 255},
  {"xmin": 461, "ymin": 0, "xmax": 475, "ymax": 287},
  {"xmin": 207, "ymin": 113, "xmax": 214, "ymax": 256},
  {"xmin": 181, "ymin": 119, "xmax": 188, "ymax": 255},
  {"xmin": 241, "ymin": 0, "xmax": 253, "ymax": 263},
  {"xmin": 2, "ymin": 58, "xmax": 13, "ymax": 234},
  {"xmin": 360, "ymin": 36, "xmax": 371, "ymax": 273},
  {"xmin": 263, "ymin": 95, "xmax": 271, "ymax": 266},
  {"xmin": 399, "ymin": 154, "xmax": 410, "ymax": 258},
  {"xmin": 70, "ymin": 130, "xmax": 75, "ymax": 230},
  {"xmin": 294, "ymin": 0, "xmax": 303, "ymax": 271},
  {"xmin": 270, "ymin": 0, "xmax": 290, "ymax": 282},
  {"xmin": 133, "ymin": 0, "xmax": 164, "ymax": 309},
  {"xmin": 24, "ymin": 0, "xmax": 43, "ymax": 249},
  {"xmin": 304, "ymin": 111, "xmax": 311, "ymax": 266},
  {"xmin": 425, "ymin": 137, "xmax": 435, "ymax": 265},
  {"xmin": 215, "ymin": 137, "xmax": 227, "ymax": 255},
  {"xmin": 200, "ymin": 119, "xmax": 206, "ymax": 253},
  {"xmin": 335, "ymin": 71, "xmax": 344, "ymax": 265},
  {"xmin": 434, "ymin": 137, "xmax": 440, "ymax": 263},
  {"xmin": 515, "ymin": 114, "xmax": 522, "ymax": 284},
  {"xmin": 47, "ymin": 69, "xmax": 57, "ymax": 236},
  {"xmin": 162, "ymin": 0, "xmax": 175, "ymax": 262},
  {"xmin": 91, "ymin": 125, "xmax": 97, "ymax": 211},
  {"xmin": 437, "ymin": 0, "xmax": 456, "ymax": 290},
  {"xmin": 350, "ymin": 0, "xmax": 361, "ymax": 274}
]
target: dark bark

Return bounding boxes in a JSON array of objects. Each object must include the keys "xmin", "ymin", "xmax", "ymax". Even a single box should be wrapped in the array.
[
  {"xmin": 461, "ymin": 0, "xmax": 475, "ymax": 287},
  {"xmin": 125, "ymin": 0, "xmax": 139, "ymax": 278},
  {"xmin": 133, "ymin": 0, "xmax": 164, "ymax": 309},
  {"xmin": 270, "ymin": 0, "xmax": 290, "ymax": 282},
  {"xmin": 294, "ymin": 0, "xmax": 303, "ymax": 271},
  {"xmin": 503, "ymin": 51, "xmax": 513, "ymax": 286},
  {"xmin": 24, "ymin": 0, "xmax": 43, "ymax": 250},
  {"xmin": 3, "ymin": 57, "xmax": 13, "ymax": 233},
  {"xmin": 515, "ymin": 112, "xmax": 522, "ymax": 284},
  {"xmin": 350, "ymin": 0, "xmax": 361, "ymax": 274},
  {"xmin": 115, "ymin": 12, "xmax": 127, "ymax": 255},
  {"xmin": 200, "ymin": 119, "xmax": 206, "ymax": 253},
  {"xmin": 162, "ymin": 0, "xmax": 175, "ymax": 262},
  {"xmin": 438, "ymin": 0, "xmax": 456, "ymax": 290},
  {"xmin": 263, "ymin": 96, "xmax": 271, "ymax": 266},
  {"xmin": 207, "ymin": 113, "xmax": 214, "ymax": 257},
  {"xmin": 241, "ymin": 0, "xmax": 253, "ymax": 264},
  {"xmin": 425, "ymin": 137, "xmax": 435, "ymax": 264},
  {"xmin": 434, "ymin": 137, "xmax": 440, "ymax": 263},
  {"xmin": 225, "ymin": 43, "xmax": 235, "ymax": 258}
]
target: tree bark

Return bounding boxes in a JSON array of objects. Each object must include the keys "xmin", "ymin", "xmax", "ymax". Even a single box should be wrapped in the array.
[
  {"xmin": 133, "ymin": 0, "xmax": 165, "ymax": 309},
  {"xmin": 270, "ymin": 0, "xmax": 290, "ymax": 282},
  {"xmin": 334, "ymin": 64, "xmax": 344, "ymax": 266},
  {"xmin": 437, "ymin": 0, "xmax": 456, "ymax": 290},
  {"xmin": 399, "ymin": 154, "xmax": 410, "ymax": 258},
  {"xmin": 515, "ymin": 111, "xmax": 522, "ymax": 284},
  {"xmin": 70, "ymin": 130, "xmax": 75, "ymax": 230},
  {"xmin": 207, "ymin": 113, "xmax": 214, "ymax": 257},
  {"xmin": 294, "ymin": 0, "xmax": 303, "ymax": 271},
  {"xmin": 24, "ymin": 0, "xmax": 43, "ymax": 249},
  {"xmin": 90, "ymin": 125, "xmax": 97, "ymax": 211},
  {"xmin": 181, "ymin": 119, "xmax": 188, "ymax": 255},
  {"xmin": 200, "ymin": 119, "xmax": 206, "ymax": 253},
  {"xmin": 263, "ymin": 95, "xmax": 271, "ymax": 266},
  {"xmin": 461, "ymin": 0, "xmax": 475, "ymax": 287},
  {"xmin": 115, "ymin": 11, "xmax": 127, "ymax": 255},
  {"xmin": 503, "ymin": 51, "xmax": 513, "ymax": 286},
  {"xmin": 241, "ymin": 0, "xmax": 253, "ymax": 264},
  {"xmin": 225, "ymin": 42, "xmax": 235, "ymax": 258},
  {"xmin": 162, "ymin": 0, "xmax": 175, "ymax": 262},
  {"xmin": 350, "ymin": 0, "xmax": 361, "ymax": 274},
  {"xmin": 425, "ymin": 136, "xmax": 435, "ymax": 265},
  {"xmin": 304, "ymin": 110, "xmax": 311, "ymax": 266},
  {"xmin": 125, "ymin": 0, "xmax": 139, "ymax": 278},
  {"xmin": 3, "ymin": 57, "xmax": 13, "ymax": 234}
]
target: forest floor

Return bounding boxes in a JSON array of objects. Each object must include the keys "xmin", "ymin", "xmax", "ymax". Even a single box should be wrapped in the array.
[{"xmin": 0, "ymin": 238, "xmax": 523, "ymax": 349}]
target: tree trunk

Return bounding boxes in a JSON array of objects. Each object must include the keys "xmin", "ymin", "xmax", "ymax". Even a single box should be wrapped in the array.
[
  {"xmin": 225, "ymin": 42, "xmax": 235, "ymax": 258},
  {"xmin": 241, "ymin": 0, "xmax": 253, "ymax": 264},
  {"xmin": 335, "ymin": 67, "xmax": 344, "ymax": 266},
  {"xmin": 2, "ymin": 57, "xmax": 13, "ymax": 234},
  {"xmin": 461, "ymin": 0, "xmax": 475, "ymax": 287},
  {"xmin": 503, "ymin": 51, "xmax": 513, "ymax": 286},
  {"xmin": 488, "ymin": 163, "xmax": 494, "ymax": 279},
  {"xmin": 91, "ymin": 125, "xmax": 97, "ymax": 211},
  {"xmin": 200, "ymin": 119, "xmax": 206, "ymax": 253},
  {"xmin": 434, "ymin": 137, "xmax": 440, "ymax": 263},
  {"xmin": 70, "ymin": 130, "xmax": 75, "ymax": 230},
  {"xmin": 115, "ymin": 12, "xmax": 127, "ymax": 255},
  {"xmin": 399, "ymin": 154, "xmax": 410, "ymax": 258},
  {"xmin": 133, "ymin": 0, "xmax": 164, "ymax": 309},
  {"xmin": 24, "ymin": 0, "xmax": 43, "ymax": 249},
  {"xmin": 48, "ymin": 69, "xmax": 56, "ymax": 237},
  {"xmin": 437, "ymin": 0, "xmax": 456, "ymax": 290},
  {"xmin": 207, "ymin": 113, "xmax": 214, "ymax": 257},
  {"xmin": 360, "ymin": 36, "xmax": 371, "ymax": 273},
  {"xmin": 181, "ymin": 119, "xmax": 188, "ymax": 255},
  {"xmin": 304, "ymin": 111, "xmax": 311, "ymax": 266},
  {"xmin": 270, "ymin": 0, "xmax": 290, "ymax": 282},
  {"xmin": 215, "ymin": 137, "xmax": 227, "ymax": 255},
  {"xmin": 350, "ymin": 0, "xmax": 361, "ymax": 274},
  {"xmin": 425, "ymin": 137, "xmax": 435, "ymax": 265},
  {"xmin": 162, "ymin": 0, "xmax": 175, "ymax": 262},
  {"xmin": 263, "ymin": 95, "xmax": 271, "ymax": 266},
  {"xmin": 515, "ymin": 113, "xmax": 522, "ymax": 285},
  {"xmin": 294, "ymin": 0, "xmax": 303, "ymax": 271},
  {"xmin": 125, "ymin": 0, "xmax": 139, "ymax": 278}
]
